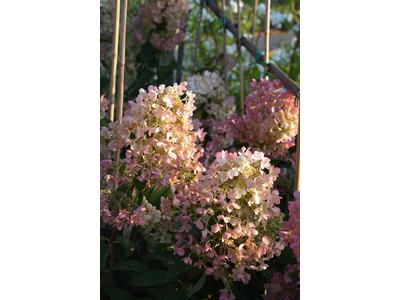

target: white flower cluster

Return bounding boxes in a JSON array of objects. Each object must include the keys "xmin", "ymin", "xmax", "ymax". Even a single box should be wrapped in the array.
[
  {"xmin": 138, "ymin": 197, "xmax": 162, "ymax": 228},
  {"xmin": 186, "ymin": 70, "xmax": 236, "ymax": 121}
]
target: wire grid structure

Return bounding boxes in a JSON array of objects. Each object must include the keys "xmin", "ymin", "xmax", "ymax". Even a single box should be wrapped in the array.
[{"xmin": 204, "ymin": 0, "xmax": 300, "ymax": 96}]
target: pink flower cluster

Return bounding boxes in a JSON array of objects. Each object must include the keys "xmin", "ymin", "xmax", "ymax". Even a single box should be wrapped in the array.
[
  {"xmin": 160, "ymin": 148, "xmax": 286, "ymax": 299},
  {"xmin": 262, "ymin": 191, "xmax": 300, "ymax": 299},
  {"xmin": 132, "ymin": 0, "xmax": 188, "ymax": 52},
  {"xmin": 230, "ymin": 79, "xmax": 298, "ymax": 160},
  {"xmin": 100, "ymin": 189, "xmax": 163, "ymax": 231},
  {"xmin": 263, "ymin": 264, "xmax": 300, "ymax": 300},
  {"xmin": 100, "ymin": 95, "xmax": 110, "ymax": 119},
  {"xmin": 100, "ymin": 82, "xmax": 206, "ymax": 190},
  {"xmin": 201, "ymin": 118, "xmax": 236, "ymax": 168},
  {"xmin": 100, "ymin": 191, "xmax": 147, "ymax": 231},
  {"xmin": 280, "ymin": 191, "xmax": 300, "ymax": 263}
]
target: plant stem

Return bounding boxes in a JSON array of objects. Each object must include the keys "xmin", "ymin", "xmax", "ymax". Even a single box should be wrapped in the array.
[
  {"xmin": 181, "ymin": 268, "xmax": 201, "ymax": 288},
  {"xmin": 156, "ymin": 51, "xmax": 160, "ymax": 86},
  {"xmin": 107, "ymin": 227, "xmax": 118, "ymax": 287}
]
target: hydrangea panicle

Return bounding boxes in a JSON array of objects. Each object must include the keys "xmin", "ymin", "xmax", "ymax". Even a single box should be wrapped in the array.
[
  {"xmin": 132, "ymin": 0, "xmax": 188, "ymax": 52},
  {"xmin": 100, "ymin": 81, "xmax": 206, "ymax": 190},
  {"xmin": 230, "ymin": 78, "xmax": 298, "ymax": 160},
  {"xmin": 160, "ymin": 147, "xmax": 286, "ymax": 299}
]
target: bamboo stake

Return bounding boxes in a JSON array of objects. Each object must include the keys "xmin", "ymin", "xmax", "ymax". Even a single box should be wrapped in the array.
[
  {"xmin": 227, "ymin": 0, "xmax": 234, "ymax": 25},
  {"xmin": 294, "ymin": 103, "xmax": 300, "ymax": 191},
  {"xmin": 109, "ymin": 0, "xmax": 121, "ymax": 122},
  {"xmin": 203, "ymin": 0, "xmax": 299, "ymax": 96},
  {"xmin": 108, "ymin": 0, "xmax": 128, "ymax": 286},
  {"xmin": 237, "ymin": 0, "xmax": 244, "ymax": 118},
  {"xmin": 113, "ymin": 0, "xmax": 128, "ymax": 189},
  {"xmin": 222, "ymin": 0, "xmax": 228, "ymax": 92},
  {"xmin": 251, "ymin": 0, "xmax": 259, "ymax": 64},
  {"xmin": 264, "ymin": 0, "xmax": 271, "ymax": 80},
  {"xmin": 192, "ymin": 0, "xmax": 203, "ymax": 74}
]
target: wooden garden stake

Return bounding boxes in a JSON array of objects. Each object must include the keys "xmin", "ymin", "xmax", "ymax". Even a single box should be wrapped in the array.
[
  {"xmin": 109, "ymin": 0, "xmax": 121, "ymax": 122},
  {"xmin": 222, "ymin": 0, "xmax": 228, "ymax": 93},
  {"xmin": 294, "ymin": 103, "xmax": 300, "ymax": 191},
  {"xmin": 192, "ymin": 0, "xmax": 203, "ymax": 74},
  {"xmin": 237, "ymin": 0, "xmax": 244, "ymax": 117},
  {"xmin": 112, "ymin": 0, "xmax": 128, "ymax": 190},
  {"xmin": 226, "ymin": 0, "xmax": 234, "ymax": 25},
  {"xmin": 264, "ymin": 0, "xmax": 271, "ymax": 80},
  {"xmin": 251, "ymin": 0, "xmax": 259, "ymax": 64},
  {"xmin": 108, "ymin": 0, "xmax": 128, "ymax": 288}
]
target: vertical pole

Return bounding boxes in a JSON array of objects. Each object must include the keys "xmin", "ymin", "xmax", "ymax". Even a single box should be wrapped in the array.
[
  {"xmin": 108, "ymin": 0, "xmax": 128, "ymax": 289},
  {"xmin": 222, "ymin": 0, "xmax": 228, "ymax": 93},
  {"xmin": 294, "ymin": 104, "xmax": 300, "ymax": 191},
  {"xmin": 251, "ymin": 0, "xmax": 259, "ymax": 64},
  {"xmin": 113, "ymin": 0, "xmax": 128, "ymax": 190},
  {"xmin": 109, "ymin": 0, "xmax": 121, "ymax": 122},
  {"xmin": 193, "ymin": 0, "xmax": 203, "ymax": 74},
  {"xmin": 264, "ymin": 0, "xmax": 271, "ymax": 80},
  {"xmin": 237, "ymin": 0, "xmax": 244, "ymax": 117}
]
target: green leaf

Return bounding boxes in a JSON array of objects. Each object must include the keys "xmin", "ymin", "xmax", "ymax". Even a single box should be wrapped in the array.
[
  {"xmin": 123, "ymin": 226, "xmax": 131, "ymax": 248},
  {"xmin": 101, "ymin": 218, "xmax": 106, "ymax": 229},
  {"xmin": 162, "ymin": 51, "xmax": 173, "ymax": 66},
  {"xmin": 100, "ymin": 245, "xmax": 112, "ymax": 270},
  {"xmin": 140, "ymin": 42, "xmax": 154, "ymax": 62},
  {"xmin": 288, "ymin": 173, "xmax": 295, "ymax": 190},
  {"xmin": 100, "ymin": 270, "xmax": 108, "ymax": 288},
  {"xmin": 137, "ymin": 191, "xmax": 144, "ymax": 206},
  {"xmin": 101, "ymin": 119, "xmax": 110, "ymax": 128},
  {"xmin": 119, "ymin": 163, "xmax": 126, "ymax": 176},
  {"xmin": 172, "ymin": 221, "xmax": 182, "ymax": 230},
  {"xmin": 144, "ymin": 185, "xmax": 157, "ymax": 199},
  {"xmin": 187, "ymin": 270, "xmax": 206, "ymax": 296},
  {"xmin": 164, "ymin": 289, "xmax": 188, "ymax": 300},
  {"xmin": 272, "ymin": 256, "xmax": 297, "ymax": 265},
  {"xmin": 149, "ymin": 186, "xmax": 170, "ymax": 207},
  {"xmin": 166, "ymin": 261, "xmax": 195, "ymax": 278},
  {"xmin": 109, "ymin": 260, "xmax": 148, "ymax": 272},
  {"xmin": 116, "ymin": 183, "xmax": 131, "ymax": 194},
  {"xmin": 153, "ymin": 282, "xmax": 178, "ymax": 299},
  {"xmin": 130, "ymin": 270, "xmax": 177, "ymax": 286},
  {"xmin": 187, "ymin": 221, "xmax": 202, "ymax": 237},
  {"xmin": 148, "ymin": 244, "xmax": 181, "ymax": 263},
  {"xmin": 288, "ymin": 269, "xmax": 300, "ymax": 282},
  {"xmin": 100, "ymin": 235, "xmax": 109, "ymax": 242},
  {"xmin": 134, "ymin": 178, "xmax": 146, "ymax": 191},
  {"xmin": 102, "ymin": 287, "xmax": 137, "ymax": 300}
]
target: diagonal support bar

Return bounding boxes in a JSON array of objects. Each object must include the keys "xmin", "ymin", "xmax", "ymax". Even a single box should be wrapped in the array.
[{"xmin": 204, "ymin": 0, "xmax": 300, "ymax": 96}]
